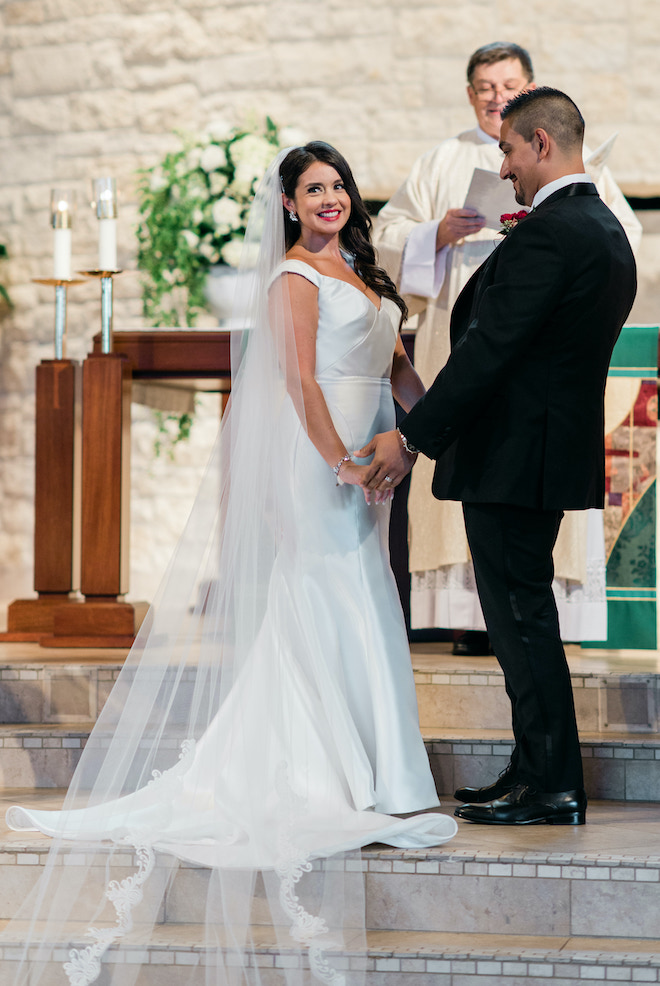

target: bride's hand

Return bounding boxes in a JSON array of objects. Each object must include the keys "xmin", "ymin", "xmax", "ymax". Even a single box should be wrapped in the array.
[{"xmin": 338, "ymin": 461, "xmax": 394, "ymax": 505}]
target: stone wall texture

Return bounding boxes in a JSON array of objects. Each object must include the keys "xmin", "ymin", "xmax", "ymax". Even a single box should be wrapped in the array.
[{"xmin": 0, "ymin": 0, "xmax": 659, "ymax": 618}]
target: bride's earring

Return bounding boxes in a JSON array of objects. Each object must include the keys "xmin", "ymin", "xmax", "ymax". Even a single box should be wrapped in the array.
[{"xmin": 288, "ymin": 211, "xmax": 298, "ymax": 223}]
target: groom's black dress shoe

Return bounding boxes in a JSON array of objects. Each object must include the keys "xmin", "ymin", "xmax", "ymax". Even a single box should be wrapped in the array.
[
  {"xmin": 454, "ymin": 763, "xmax": 517, "ymax": 803},
  {"xmin": 454, "ymin": 784, "xmax": 587, "ymax": 825},
  {"xmin": 452, "ymin": 631, "xmax": 493, "ymax": 656}
]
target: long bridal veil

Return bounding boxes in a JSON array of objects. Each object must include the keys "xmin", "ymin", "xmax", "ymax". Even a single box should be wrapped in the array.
[{"xmin": 4, "ymin": 148, "xmax": 456, "ymax": 986}]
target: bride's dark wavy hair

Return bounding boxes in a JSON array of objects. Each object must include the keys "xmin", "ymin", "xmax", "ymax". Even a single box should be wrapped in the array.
[{"xmin": 280, "ymin": 142, "xmax": 408, "ymax": 328}]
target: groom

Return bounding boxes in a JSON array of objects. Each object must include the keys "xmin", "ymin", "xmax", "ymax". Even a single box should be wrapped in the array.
[{"xmin": 359, "ymin": 87, "xmax": 637, "ymax": 824}]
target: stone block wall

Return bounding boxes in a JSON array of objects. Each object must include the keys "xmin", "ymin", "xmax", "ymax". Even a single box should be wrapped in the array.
[{"xmin": 0, "ymin": 0, "xmax": 658, "ymax": 616}]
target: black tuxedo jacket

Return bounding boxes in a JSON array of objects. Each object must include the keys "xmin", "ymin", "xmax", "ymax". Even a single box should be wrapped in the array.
[{"xmin": 401, "ymin": 183, "xmax": 637, "ymax": 510}]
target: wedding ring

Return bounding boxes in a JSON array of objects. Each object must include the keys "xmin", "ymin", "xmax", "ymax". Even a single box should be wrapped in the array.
[{"xmin": 385, "ymin": 475, "xmax": 393, "ymax": 483}]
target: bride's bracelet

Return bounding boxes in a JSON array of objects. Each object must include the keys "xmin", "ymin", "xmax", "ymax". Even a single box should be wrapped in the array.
[
  {"xmin": 333, "ymin": 453, "xmax": 352, "ymax": 486},
  {"xmin": 397, "ymin": 428, "xmax": 419, "ymax": 456}
]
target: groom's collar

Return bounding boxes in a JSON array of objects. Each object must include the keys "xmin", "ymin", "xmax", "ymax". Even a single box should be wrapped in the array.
[{"xmin": 531, "ymin": 173, "xmax": 594, "ymax": 210}]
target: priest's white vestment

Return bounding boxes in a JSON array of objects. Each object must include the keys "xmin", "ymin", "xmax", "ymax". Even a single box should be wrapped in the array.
[{"xmin": 374, "ymin": 126, "xmax": 643, "ymax": 640}]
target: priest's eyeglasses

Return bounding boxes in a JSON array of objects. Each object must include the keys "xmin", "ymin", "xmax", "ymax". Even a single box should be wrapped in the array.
[{"xmin": 471, "ymin": 84, "xmax": 524, "ymax": 101}]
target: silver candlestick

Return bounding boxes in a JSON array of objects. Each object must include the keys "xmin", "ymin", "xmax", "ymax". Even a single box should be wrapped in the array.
[
  {"xmin": 78, "ymin": 269, "xmax": 123, "ymax": 354},
  {"xmin": 33, "ymin": 277, "xmax": 84, "ymax": 359}
]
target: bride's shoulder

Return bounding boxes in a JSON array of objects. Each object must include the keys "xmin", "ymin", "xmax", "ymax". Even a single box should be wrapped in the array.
[{"xmin": 271, "ymin": 257, "xmax": 323, "ymax": 289}]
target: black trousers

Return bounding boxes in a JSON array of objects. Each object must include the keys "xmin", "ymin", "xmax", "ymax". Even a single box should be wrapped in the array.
[{"xmin": 463, "ymin": 502, "xmax": 583, "ymax": 792}]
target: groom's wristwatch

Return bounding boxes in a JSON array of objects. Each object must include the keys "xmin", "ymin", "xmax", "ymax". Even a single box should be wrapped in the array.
[{"xmin": 397, "ymin": 428, "xmax": 419, "ymax": 456}]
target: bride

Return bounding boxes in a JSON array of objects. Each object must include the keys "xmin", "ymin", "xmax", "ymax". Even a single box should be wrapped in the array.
[{"xmin": 5, "ymin": 143, "xmax": 457, "ymax": 986}]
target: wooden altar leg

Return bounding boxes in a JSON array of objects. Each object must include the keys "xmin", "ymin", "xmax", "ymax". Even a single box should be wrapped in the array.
[
  {"xmin": 2, "ymin": 360, "xmax": 80, "ymax": 640},
  {"xmin": 43, "ymin": 353, "xmax": 141, "ymax": 648}
]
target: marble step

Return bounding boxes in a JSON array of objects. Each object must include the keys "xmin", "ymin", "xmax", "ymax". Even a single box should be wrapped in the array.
[
  {"xmin": 425, "ymin": 728, "xmax": 660, "ymax": 803},
  {"xmin": 1, "ymin": 795, "xmax": 659, "ymax": 937},
  {"xmin": 0, "ymin": 660, "xmax": 123, "ymax": 724},
  {"xmin": 2, "ymin": 646, "xmax": 660, "ymax": 740},
  {"xmin": 0, "ymin": 724, "xmax": 90, "ymax": 788},
  {"xmin": 2, "ymin": 645, "xmax": 660, "ymax": 801},
  {"xmin": 2, "ymin": 721, "xmax": 659, "ymax": 804},
  {"xmin": 412, "ymin": 645, "xmax": 660, "ymax": 736},
  {"xmin": 2, "ymin": 924, "xmax": 660, "ymax": 986},
  {"xmin": 1, "ymin": 796, "xmax": 660, "ymax": 984}
]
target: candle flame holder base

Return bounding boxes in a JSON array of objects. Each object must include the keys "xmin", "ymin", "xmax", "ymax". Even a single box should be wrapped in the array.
[
  {"xmin": 33, "ymin": 277, "xmax": 85, "ymax": 360},
  {"xmin": 78, "ymin": 269, "xmax": 123, "ymax": 354}
]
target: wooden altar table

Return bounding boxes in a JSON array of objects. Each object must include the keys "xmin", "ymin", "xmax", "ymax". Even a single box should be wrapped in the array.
[{"xmin": 93, "ymin": 329, "xmax": 232, "ymax": 386}]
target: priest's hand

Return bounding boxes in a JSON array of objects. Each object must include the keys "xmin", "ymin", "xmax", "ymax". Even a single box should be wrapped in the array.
[
  {"xmin": 354, "ymin": 430, "xmax": 416, "ymax": 492},
  {"xmin": 436, "ymin": 208, "xmax": 486, "ymax": 249}
]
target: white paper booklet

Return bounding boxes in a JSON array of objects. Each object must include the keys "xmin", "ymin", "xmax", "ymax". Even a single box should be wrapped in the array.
[{"xmin": 463, "ymin": 167, "xmax": 522, "ymax": 230}]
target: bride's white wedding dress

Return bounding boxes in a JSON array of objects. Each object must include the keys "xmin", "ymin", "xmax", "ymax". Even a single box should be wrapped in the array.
[
  {"xmin": 7, "ymin": 261, "xmax": 455, "ymax": 871},
  {"xmin": 5, "ymin": 143, "xmax": 457, "ymax": 986}
]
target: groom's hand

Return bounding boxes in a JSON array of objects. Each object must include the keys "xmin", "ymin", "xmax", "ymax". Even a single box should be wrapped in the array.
[{"xmin": 354, "ymin": 430, "xmax": 417, "ymax": 491}]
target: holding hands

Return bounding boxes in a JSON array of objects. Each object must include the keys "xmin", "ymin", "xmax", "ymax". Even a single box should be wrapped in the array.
[
  {"xmin": 353, "ymin": 429, "xmax": 418, "ymax": 499},
  {"xmin": 336, "ymin": 457, "xmax": 394, "ymax": 505}
]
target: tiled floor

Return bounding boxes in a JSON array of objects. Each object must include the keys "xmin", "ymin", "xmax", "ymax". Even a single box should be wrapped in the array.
[
  {"xmin": 411, "ymin": 641, "xmax": 660, "ymax": 676},
  {"xmin": 362, "ymin": 928, "xmax": 660, "ymax": 954},
  {"xmin": 1, "ymin": 639, "xmax": 660, "ymax": 672},
  {"xmin": 1, "ymin": 788, "xmax": 658, "ymax": 857},
  {"xmin": 1, "ymin": 920, "xmax": 659, "ymax": 957},
  {"xmin": 0, "ymin": 641, "xmax": 128, "ymax": 665}
]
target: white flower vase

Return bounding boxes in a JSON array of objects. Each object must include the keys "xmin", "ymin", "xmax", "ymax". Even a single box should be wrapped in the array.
[{"xmin": 203, "ymin": 265, "xmax": 255, "ymax": 329}]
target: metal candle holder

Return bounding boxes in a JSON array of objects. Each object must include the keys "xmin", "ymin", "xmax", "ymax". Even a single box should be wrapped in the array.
[
  {"xmin": 78, "ymin": 269, "xmax": 123, "ymax": 354},
  {"xmin": 33, "ymin": 278, "xmax": 84, "ymax": 359}
]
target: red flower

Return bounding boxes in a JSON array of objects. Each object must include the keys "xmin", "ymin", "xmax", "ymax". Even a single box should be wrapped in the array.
[{"xmin": 499, "ymin": 210, "xmax": 529, "ymax": 235}]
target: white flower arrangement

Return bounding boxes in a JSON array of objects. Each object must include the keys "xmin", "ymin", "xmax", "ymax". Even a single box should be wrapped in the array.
[{"xmin": 137, "ymin": 117, "xmax": 289, "ymax": 327}]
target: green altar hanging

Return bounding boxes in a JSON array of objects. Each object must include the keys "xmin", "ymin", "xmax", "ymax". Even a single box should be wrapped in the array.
[{"xmin": 584, "ymin": 324, "xmax": 660, "ymax": 651}]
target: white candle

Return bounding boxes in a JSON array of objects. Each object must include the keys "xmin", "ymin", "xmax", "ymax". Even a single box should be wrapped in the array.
[
  {"xmin": 98, "ymin": 217, "xmax": 117, "ymax": 270},
  {"xmin": 53, "ymin": 227, "xmax": 72, "ymax": 280},
  {"xmin": 93, "ymin": 178, "xmax": 118, "ymax": 271},
  {"xmin": 51, "ymin": 190, "xmax": 74, "ymax": 280}
]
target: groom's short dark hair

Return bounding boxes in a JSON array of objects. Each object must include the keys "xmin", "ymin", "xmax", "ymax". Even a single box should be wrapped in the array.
[{"xmin": 502, "ymin": 87, "xmax": 585, "ymax": 152}]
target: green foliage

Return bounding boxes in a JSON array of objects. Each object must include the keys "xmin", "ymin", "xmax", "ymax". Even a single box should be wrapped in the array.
[
  {"xmin": 0, "ymin": 243, "xmax": 11, "ymax": 308},
  {"xmin": 153, "ymin": 409, "xmax": 196, "ymax": 460},
  {"xmin": 136, "ymin": 117, "xmax": 284, "ymax": 328}
]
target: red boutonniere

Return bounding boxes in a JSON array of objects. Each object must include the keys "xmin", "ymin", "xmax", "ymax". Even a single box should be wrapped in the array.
[{"xmin": 498, "ymin": 210, "xmax": 529, "ymax": 236}]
